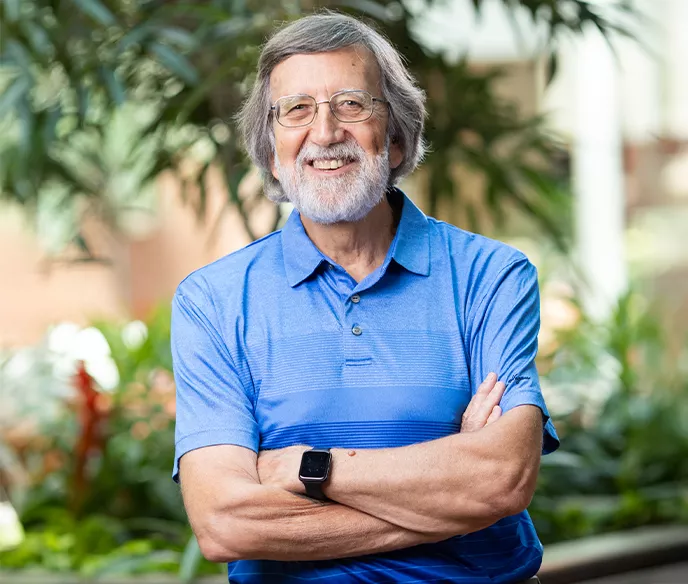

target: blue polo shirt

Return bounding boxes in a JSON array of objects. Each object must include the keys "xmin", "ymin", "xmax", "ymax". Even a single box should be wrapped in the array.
[{"xmin": 172, "ymin": 188, "xmax": 559, "ymax": 583}]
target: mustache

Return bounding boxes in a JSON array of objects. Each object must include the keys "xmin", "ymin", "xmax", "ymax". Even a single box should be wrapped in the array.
[{"xmin": 296, "ymin": 141, "xmax": 365, "ymax": 165}]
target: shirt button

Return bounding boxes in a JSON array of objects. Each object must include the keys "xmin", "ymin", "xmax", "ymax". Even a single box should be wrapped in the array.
[
  {"xmin": 351, "ymin": 294, "xmax": 361, "ymax": 304},
  {"xmin": 351, "ymin": 325, "xmax": 363, "ymax": 336}
]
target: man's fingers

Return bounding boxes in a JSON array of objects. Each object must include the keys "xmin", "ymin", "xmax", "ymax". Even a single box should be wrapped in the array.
[
  {"xmin": 463, "ymin": 372, "xmax": 497, "ymax": 419},
  {"xmin": 474, "ymin": 381, "xmax": 506, "ymax": 422},
  {"xmin": 486, "ymin": 405, "xmax": 502, "ymax": 425},
  {"xmin": 461, "ymin": 375, "xmax": 506, "ymax": 433},
  {"xmin": 476, "ymin": 372, "xmax": 498, "ymax": 396}
]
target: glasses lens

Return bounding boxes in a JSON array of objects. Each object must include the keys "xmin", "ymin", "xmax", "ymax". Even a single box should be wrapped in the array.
[
  {"xmin": 276, "ymin": 95, "xmax": 316, "ymax": 127},
  {"xmin": 331, "ymin": 91, "xmax": 373, "ymax": 122}
]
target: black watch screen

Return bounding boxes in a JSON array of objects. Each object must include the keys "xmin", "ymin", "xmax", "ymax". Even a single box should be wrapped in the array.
[{"xmin": 299, "ymin": 449, "xmax": 331, "ymax": 481}]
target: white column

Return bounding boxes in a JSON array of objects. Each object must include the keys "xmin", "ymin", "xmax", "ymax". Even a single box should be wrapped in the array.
[
  {"xmin": 665, "ymin": 0, "xmax": 688, "ymax": 138},
  {"xmin": 572, "ymin": 28, "xmax": 627, "ymax": 320}
]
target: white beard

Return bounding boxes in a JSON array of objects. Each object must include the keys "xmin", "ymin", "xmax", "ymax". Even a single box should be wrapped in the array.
[{"xmin": 272, "ymin": 139, "xmax": 391, "ymax": 224}]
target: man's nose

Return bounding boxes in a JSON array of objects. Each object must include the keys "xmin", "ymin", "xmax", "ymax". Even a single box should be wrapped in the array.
[{"xmin": 309, "ymin": 103, "xmax": 345, "ymax": 146}]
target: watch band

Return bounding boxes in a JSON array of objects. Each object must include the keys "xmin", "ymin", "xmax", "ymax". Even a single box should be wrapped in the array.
[{"xmin": 304, "ymin": 480, "xmax": 328, "ymax": 501}]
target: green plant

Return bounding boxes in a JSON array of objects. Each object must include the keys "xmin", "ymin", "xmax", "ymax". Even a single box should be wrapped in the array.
[
  {"xmin": 531, "ymin": 292, "xmax": 688, "ymax": 543},
  {"xmin": 0, "ymin": 308, "xmax": 222, "ymax": 578}
]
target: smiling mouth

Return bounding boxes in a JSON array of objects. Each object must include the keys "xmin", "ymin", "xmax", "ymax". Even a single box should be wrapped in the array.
[{"xmin": 308, "ymin": 158, "xmax": 356, "ymax": 170}]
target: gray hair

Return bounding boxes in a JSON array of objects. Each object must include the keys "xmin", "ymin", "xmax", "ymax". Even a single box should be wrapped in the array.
[{"xmin": 236, "ymin": 12, "xmax": 427, "ymax": 202}]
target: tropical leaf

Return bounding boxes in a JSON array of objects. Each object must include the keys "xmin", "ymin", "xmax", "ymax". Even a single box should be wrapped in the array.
[
  {"xmin": 148, "ymin": 42, "xmax": 200, "ymax": 86},
  {"xmin": 71, "ymin": 0, "xmax": 117, "ymax": 27},
  {"xmin": 98, "ymin": 67, "xmax": 127, "ymax": 106},
  {"xmin": 0, "ymin": 76, "xmax": 31, "ymax": 119},
  {"xmin": 179, "ymin": 534, "xmax": 203, "ymax": 584},
  {"xmin": 2, "ymin": 0, "xmax": 22, "ymax": 22}
]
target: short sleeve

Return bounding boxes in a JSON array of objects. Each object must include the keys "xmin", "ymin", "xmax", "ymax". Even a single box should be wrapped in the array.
[
  {"xmin": 171, "ymin": 287, "xmax": 259, "ymax": 482},
  {"xmin": 468, "ymin": 257, "xmax": 559, "ymax": 454}
]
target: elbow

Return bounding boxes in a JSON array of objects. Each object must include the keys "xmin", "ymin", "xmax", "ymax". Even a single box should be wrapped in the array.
[
  {"xmin": 496, "ymin": 462, "xmax": 539, "ymax": 517},
  {"xmin": 461, "ymin": 461, "xmax": 538, "ymax": 531},
  {"xmin": 498, "ymin": 484, "xmax": 534, "ymax": 517},
  {"xmin": 193, "ymin": 496, "xmax": 262, "ymax": 562},
  {"xmin": 197, "ymin": 533, "xmax": 240, "ymax": 563},
  {"xmin": 197, "ymin": 522, "xmax": 266, "ymax": 563},
  {"xmin": 195, "ymin": 518, "xmax": 249, "ymax": 563}
]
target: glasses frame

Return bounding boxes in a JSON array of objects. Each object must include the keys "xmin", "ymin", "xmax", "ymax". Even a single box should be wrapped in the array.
[{"xmin": 270, "ymin": 89, "xmax": 388, "ymax": 128}]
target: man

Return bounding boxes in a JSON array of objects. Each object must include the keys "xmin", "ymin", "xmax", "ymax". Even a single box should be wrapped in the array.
[{"xmin": 172, "ymin": 12, "xmax": 559, "ymax": 584}]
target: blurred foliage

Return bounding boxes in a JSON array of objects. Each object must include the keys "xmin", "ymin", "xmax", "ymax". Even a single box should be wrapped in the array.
[
  {"xmin": 532, "ymin": 291, "xmax": 688, "ymax": 543},
  {"xmin": 1, "ymin": 290, "xmax": 687, "ymax": 578},
  {"xmin": 0, "ymin": 308, "xmax": 222, "ymax": 578},
  {"xmin": 0, "ymin": 0, "xmax": 637, "ymax": 255}
]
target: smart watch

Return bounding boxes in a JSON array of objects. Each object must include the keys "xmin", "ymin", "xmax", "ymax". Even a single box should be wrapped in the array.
[{"xmin": 298, "ymin": 448, "xmax": 332, "ymax": 501}]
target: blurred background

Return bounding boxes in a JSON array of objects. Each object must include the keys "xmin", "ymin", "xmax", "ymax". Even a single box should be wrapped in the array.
[{"xmin": 0, "ymin": 0, "xmax": 687, "ymax": 582}]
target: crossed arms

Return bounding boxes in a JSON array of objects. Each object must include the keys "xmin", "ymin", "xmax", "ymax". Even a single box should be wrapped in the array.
[{"xmin": 178, "ymin": 375, "xmax": 544, "ymax": 563}]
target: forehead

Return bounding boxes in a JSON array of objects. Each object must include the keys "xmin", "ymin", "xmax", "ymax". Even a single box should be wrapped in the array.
[{"xmin": 269, "ymin": 46, "xmax": 381, "ymax": 99}]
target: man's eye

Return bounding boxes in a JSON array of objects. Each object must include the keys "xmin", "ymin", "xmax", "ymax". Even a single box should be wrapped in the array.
[
  {"xmin": 286, "ymin": 103, "xmax": 312, "ymax": 114},
  {"xmin": 283, "ymin": 103, "xmax": 313, "ymax": 118}
]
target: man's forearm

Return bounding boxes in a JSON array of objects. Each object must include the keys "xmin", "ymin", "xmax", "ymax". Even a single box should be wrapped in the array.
[
  {"xmin": 320, "ymin": 406, "xmax": 543, "ymax": 536},
  {"xmin": 197, "ymin": 479, "xmax": 439, "ymax": 562},
  {"xmin": 255, "ymin": 382, "xmax": 542, "ymax": 539}
]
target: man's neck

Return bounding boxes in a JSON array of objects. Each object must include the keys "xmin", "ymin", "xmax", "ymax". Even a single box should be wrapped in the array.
[{"xmin": 301, "ymin": 198, "xmax": 397, "ymax": 283}]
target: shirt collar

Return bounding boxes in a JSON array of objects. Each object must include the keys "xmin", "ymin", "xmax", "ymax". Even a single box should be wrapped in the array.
[
  {"xmin": 281, "ymin": 209, "xmax": 329, "ymax": 288},
  {"xmin": 389, "ymin": 189, "xmax": 430, "ymax": 277},
  {"xmin": 281, "ymin": 188, "xmax": 430, "ymax": 288}
]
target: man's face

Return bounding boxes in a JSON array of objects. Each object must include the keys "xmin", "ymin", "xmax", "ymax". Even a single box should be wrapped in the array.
[{"xmin": 269, "ymin": 46, "xmax": 403, "ymax": 224}]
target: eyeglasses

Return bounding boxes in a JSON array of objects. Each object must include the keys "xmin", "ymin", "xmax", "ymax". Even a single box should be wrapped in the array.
[{"xmin": 270, "ymin": 89, "xmax": 388, "ymax": 128}]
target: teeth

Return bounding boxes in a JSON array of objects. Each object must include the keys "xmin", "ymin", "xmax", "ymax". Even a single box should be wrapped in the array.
[{"xmin": 313, "ymin": 159, "xmax": 347, "ymax": 170}]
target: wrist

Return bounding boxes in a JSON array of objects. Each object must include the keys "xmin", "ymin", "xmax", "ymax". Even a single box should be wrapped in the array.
[{"xmin": 293, "ymin": 445, "xmax": 310, "ymax": 493}]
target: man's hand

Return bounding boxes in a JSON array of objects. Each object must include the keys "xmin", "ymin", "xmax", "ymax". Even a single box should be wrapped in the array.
[
  {"xmin": 461, "ymin": 373, "xmax": 505, "ymax": 433},
  {"xmin": 258, "ymin": 444, "xmax": 309, "ymax": 493}
]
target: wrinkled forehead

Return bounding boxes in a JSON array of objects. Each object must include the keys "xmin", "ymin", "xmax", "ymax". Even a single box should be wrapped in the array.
[{"xmin": 269, "ymin": 46, "xmax": 382, "ymax": 100}]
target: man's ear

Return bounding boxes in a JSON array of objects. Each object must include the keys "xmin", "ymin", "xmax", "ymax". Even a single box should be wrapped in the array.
[
  {"xmin": 271, "ymin": 156, "xmax": 279, "ymax": 181},
  {"xmin": 389, "ymin": 137, "xmax": 403, "ymax": 170}
]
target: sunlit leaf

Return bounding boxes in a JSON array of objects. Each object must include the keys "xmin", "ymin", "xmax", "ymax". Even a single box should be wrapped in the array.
[
  {"xmin": 4, "ymin": 39, "xmax": 33, "ymax": 71},
  {"xmin": 153, "ymin": 26, "xmax": 198, "ymax": 51},
  {"xmin": 42, "ymin": 105, "xmax": 62, "ymax": 148},
  {"xmin": 90, "ymin": 550, "xmax": 179, "ymax": 577},
  {"xmin": 19, "ymin": 20, "xmax": 54, "ymax": 60},
  {"xmin": 0, "ymin": 76, "xmax": 31, "ymax": 119},
  {"xmin": 117, "ymin": 24, "xmax": 154, "ymax": 53},
  {"xmin": 210, "ymin": 16, "xmax": 251, "ymax": 41},
  {"xmin": 76, "ymin": 83, "xmax": 90, "ymax": 126},
  {"xmin": 72, "ymin": 0, "xmax": 117, "ymax": 27},
  {"xmin": 148, "ymin": 42, "xmax": 200, "ymax": 86},
  {"xmin": 179, "ymin": 534, "xmax": 203, "ymax": 584},
  {"xmin": 99, "ymin": 67, "xmax": 127, "ymax": 106},
  {"xmin": 2, "ymin": 0, "xmax": 21, "ymax": 22}
]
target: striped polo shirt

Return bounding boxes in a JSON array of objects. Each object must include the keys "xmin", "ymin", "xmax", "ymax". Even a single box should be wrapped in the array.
[{"xmin": 172, "ymin": 188, "xmax": 559, "ymax": 583}]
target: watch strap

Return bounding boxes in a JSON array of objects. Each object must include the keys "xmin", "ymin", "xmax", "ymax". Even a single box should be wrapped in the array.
[{"xmin": 304, "ymin": 480, "xmax": 328, "ymax": 501}]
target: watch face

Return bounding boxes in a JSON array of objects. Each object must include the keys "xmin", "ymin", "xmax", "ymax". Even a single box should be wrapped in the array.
[{"xmin": 299, "ymin": 450, "xmax": 331, "ymax": 481}]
